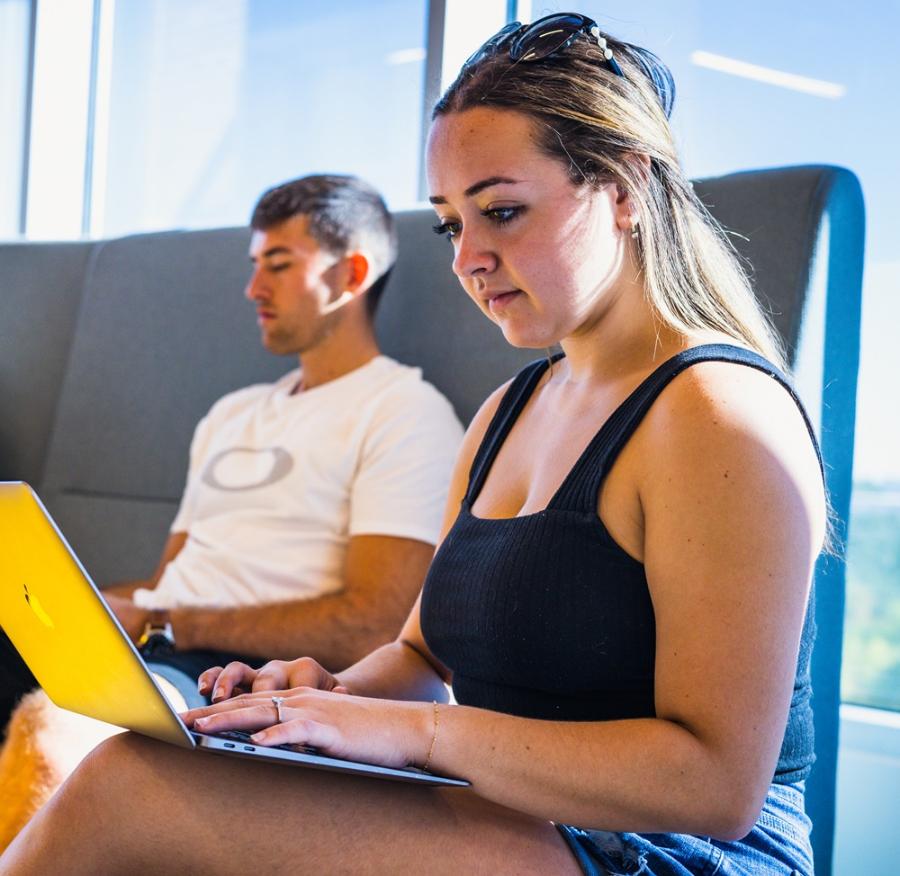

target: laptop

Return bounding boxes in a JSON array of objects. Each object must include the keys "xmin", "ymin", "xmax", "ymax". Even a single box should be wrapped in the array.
[{"xmin": 0, "ymin": 481, "xmax": 468, "ymax": 787}]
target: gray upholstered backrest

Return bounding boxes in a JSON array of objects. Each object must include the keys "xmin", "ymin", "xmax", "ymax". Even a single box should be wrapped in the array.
[{"xmin": 0, "ymin": 242, "xmax": 94, "ymax": 486}]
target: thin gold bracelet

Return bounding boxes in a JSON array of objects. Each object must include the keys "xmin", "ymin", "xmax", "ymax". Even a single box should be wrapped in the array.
[{"xmin": 422, "ymin": 700, "xmax": 439, "ymax": 772}]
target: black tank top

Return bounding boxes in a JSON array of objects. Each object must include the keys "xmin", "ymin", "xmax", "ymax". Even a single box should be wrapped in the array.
[{"xmin": 420, "ymin": 344, "xmax": 819, "ymax": 783}]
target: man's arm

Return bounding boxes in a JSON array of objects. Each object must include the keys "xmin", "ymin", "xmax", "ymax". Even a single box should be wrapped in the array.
[
  {"xmin": 167, "ymin": 534, "xmax": 433, "ymax": 670},
  {"xmin": 103, "ymin": 532, "xmax": 188, "ymax": 598}
]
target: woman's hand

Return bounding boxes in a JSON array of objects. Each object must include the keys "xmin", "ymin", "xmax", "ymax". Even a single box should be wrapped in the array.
[
  {"xmin": 198, "ymin": 656, "xmax": 349, "ymax": 702},
  {"xmin": 183, "ymin": 688, "xmax": 434, "ymax": 770}
]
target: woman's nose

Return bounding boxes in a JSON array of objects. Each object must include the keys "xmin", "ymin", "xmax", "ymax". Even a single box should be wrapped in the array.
[{"xmin": 451, "ymin": 228, "xmax": 496, "ymax": 280}]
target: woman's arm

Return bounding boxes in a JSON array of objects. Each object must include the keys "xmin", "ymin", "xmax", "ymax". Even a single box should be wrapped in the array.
[{"xmin": 330, "ymin": 599, "xmax": 447, "ymax": 701}]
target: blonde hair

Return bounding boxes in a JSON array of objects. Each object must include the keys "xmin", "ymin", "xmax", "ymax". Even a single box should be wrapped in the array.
[{"xmin": 434, "ymin": 33, "xmax": 787, "ymax": 370}]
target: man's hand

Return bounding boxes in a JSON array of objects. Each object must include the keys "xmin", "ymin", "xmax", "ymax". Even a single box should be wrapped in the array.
[{"xmin": 103, "ymin": 593, "xmax": 149, "ymax": 644}]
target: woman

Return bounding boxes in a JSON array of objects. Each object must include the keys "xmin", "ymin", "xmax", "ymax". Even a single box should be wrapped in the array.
[{"xmin": 1, "ymin": 13, "xmax": 825, "ymax": 875}]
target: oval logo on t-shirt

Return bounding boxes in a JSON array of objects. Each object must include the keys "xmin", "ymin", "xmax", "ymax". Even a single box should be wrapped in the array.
[{"xmin": 200, "ymin": 447, "xmax": 295, "ymax": 491}]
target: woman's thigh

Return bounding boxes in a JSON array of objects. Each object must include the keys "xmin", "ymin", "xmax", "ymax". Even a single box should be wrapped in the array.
[{"xmin": 4, "ymin": 732, "xmax": 581, "ymax": 876}]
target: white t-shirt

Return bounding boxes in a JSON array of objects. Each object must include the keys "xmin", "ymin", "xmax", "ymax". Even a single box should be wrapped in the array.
[{"xmin": 133, "ymin": 356, "xmax": 463, "ymax": 610}]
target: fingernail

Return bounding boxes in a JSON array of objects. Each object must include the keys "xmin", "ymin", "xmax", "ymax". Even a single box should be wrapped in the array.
[
  {"xmin": 195, "ymin": 717, "xmax": 208, "ymax": 728},
  {"xmin": 211, "ymin": 688, "xmax": 223, "ymax": 702},
  {"xmin": 198, "ymin": 680, "xmax": 207, "ymax": 693},
  {"xmin": 250, "ymin": 731, "xmax": 266, "ymax": 742}
]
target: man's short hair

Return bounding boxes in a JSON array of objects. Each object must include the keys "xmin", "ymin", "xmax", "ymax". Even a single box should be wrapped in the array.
[{"xmin": 250, "ymin": 174, "xmax": 398, "ymax": 317}]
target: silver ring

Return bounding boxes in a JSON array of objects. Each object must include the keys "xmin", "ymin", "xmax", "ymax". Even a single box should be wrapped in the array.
[{"xmin": 271, "ymin": 695, "xmax": 286, "ymax": 724}]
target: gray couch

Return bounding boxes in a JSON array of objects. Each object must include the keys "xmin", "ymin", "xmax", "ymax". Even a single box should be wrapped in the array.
[{"xmin": 0, "ymin": 165, "xmax": 864, "ymax": 874}]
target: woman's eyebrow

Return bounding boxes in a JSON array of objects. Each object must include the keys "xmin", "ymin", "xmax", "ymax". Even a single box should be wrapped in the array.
[{"xmin": 429, "ymin": 176, "xmax": 521, "ymax": 205}]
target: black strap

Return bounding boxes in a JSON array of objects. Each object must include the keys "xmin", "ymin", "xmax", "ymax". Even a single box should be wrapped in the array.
[
  {"xmin": 550, "ymin": 343, "xmax": 822, "ymax": 514},
  {"xmin": 464, "ymin": 357, "xmax": 560, "ymax": 506}
]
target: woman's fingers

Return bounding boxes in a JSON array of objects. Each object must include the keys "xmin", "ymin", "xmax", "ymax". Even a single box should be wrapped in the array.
[
  {"xmin": 196, "ymin": 665, "xmax": 223, "ymax": 698},
  {"xmin": 284, "ymin": 657, "xmax": 342, "ymax": 691},
  {"xmin": 184, "ymin": 686, "xmax": 323, "ymax": 726},
  {"xmin": 196, "ymin": 657, "xmax": 350, "ymax": 702},
  {"xmin": 183, "ymin": 690, "xmax": 272, "ymax": 726},
  {"xmin": 190, "ymin": 697, "xmax": 337, "ymax": 751},
  {"xmin": 191, "ymin": 698, "xmax": 283, "ymax": 734},
  {"xmin": 248, "ymin": 661, "xmax": 293, "ymax": 693},
  {"xmin": 250, "ymin": 716, "xmax": 336, "ymax": 750},
  {"xmin": 207, "ymin": 662, "xmax": 259, "ymax": 702}
]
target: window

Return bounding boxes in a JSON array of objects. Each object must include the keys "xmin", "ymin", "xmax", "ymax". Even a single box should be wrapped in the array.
[
  {"xmin": 94, "ymin": 0, "xmax": 429, "ymax": 236},
  {"xmin": 6, "ymin": 0, "xmax": 513, "ymax": 237},
  {"xmin": 576, "ymin": 0, "xmax": 900, "ymax": 712},
  {"xmin": 0, "ymin": 0, "xmax": 33, "ymax": 237}
]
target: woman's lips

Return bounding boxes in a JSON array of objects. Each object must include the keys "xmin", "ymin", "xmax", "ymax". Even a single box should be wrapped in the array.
[{"xmin": 487, "ymin": 290, "xmax": 521, "ymax": 314}]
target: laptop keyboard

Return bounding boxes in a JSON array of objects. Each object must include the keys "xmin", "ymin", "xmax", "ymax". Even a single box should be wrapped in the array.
[{"xmin": 211, "ymin": 729, "xmax": 318, "ymax": 755}]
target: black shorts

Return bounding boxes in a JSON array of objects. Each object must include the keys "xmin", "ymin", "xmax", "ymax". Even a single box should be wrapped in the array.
[{"xmin": 142, "ymin": 648, "xmax": 269, "ymax": 710}]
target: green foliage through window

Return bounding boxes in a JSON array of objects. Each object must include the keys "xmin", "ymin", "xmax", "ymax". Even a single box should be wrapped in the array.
[{"xmin": 841, "ymin": 483, "xmax": 900, "ymax": 711}]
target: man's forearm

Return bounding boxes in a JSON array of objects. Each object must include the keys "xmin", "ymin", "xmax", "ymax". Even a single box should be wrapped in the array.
[
  {"xmin": 103, "ymin": 580, "xmax": 149, "ymax": 599},
  {"xmin": 169, "ymin": 591, "xmax": 412, "ymax": 672}
]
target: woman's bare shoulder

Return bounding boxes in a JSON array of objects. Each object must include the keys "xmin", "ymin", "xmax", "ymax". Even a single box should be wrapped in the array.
[
  {"xmin": 641, "ymin": 357, "xmax": 816, "ymax": 459},
  {"xmin": 635, "ymin": 358, "xmax": 826, "ymax": 559}
]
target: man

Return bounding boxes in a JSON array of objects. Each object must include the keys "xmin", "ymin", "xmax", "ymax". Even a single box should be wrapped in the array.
[
  {"xmin": 0, "ymin": 174, "xmax": 462, "ymax": 842},
  {"xmin": 99, "ymin": 172, "xmax": 462, "ymax": 690}
]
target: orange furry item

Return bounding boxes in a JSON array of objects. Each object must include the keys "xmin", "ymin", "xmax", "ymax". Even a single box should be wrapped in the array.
[{"xmin": 0, "ymin": 690, "xmax": 123, "ymax": 852}]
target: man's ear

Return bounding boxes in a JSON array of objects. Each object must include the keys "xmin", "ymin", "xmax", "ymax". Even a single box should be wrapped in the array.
[{"xmin": 345, "ymin": 252, "xmax": 371, "ymax": 294}]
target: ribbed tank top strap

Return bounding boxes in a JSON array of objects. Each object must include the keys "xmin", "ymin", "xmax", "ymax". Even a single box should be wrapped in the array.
[
  {"xmin": 550, "ymin": 343, "xmax": 823, "ymax": 514},
  {"xmin": 464, "ymin": 356, "xmax": 560, "ymax": 507}
]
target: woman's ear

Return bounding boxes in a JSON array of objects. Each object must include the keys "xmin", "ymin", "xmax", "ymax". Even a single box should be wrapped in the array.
[
  {"xmin": 613, "ymin": 182, "xmax": 638, "ymax": 233},
  {"xmin": 614, "ymin": 153, "xmax": 652, "ymax": 233}
]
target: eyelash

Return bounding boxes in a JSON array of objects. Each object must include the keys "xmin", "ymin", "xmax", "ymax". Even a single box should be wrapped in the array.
[
  {"xmin": 431, "ymin": 220, "xmax": 461, "ymax": 239},
  {"xmin": 431, "ymin": 206, "xmax": 525, "ymax": 240}
]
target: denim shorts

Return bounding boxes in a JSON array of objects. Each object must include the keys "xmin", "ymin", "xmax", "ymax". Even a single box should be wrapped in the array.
[{"xmin": 556, "ymin": 782, "xmax": 813, "ymax": 875}]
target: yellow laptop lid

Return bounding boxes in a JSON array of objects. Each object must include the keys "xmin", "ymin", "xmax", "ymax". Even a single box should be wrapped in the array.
[{"xmin": 0, "ymin": 482, "xmax": 194, "ymax": 747}]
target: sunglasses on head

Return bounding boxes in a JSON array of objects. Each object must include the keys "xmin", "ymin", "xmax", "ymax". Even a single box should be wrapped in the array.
[{"xmin": 463, "ymin": 12, "xmax": 624, "ymax": 77}]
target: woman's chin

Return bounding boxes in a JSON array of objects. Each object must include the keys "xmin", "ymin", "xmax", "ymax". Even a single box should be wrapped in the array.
[{"xmin": 497, "ymin": 322, "xmax": 560, "ymax": 350}]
